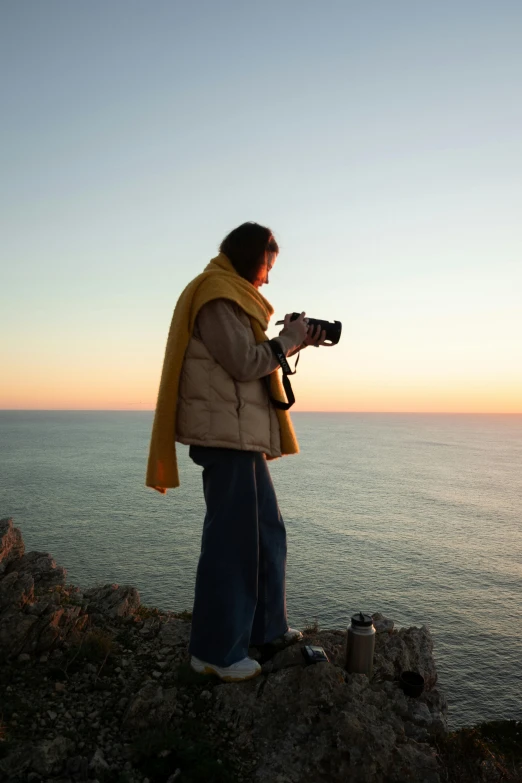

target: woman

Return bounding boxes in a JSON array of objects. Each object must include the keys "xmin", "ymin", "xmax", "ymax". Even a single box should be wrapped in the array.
[{"xmin": 146, "ymin": 222, "xmax": 328, "ymax": 682}]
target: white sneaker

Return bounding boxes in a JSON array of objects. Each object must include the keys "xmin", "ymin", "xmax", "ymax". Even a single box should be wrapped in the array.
[
  {"xmin": 270, "ymin": 627, "xmax": 304, "ymax": 647},
  {"xmin": 283, "ymin": 627, "xmax": 304, "ymax": 644},
  {"xmin": 190, "ymin": 655, "xmax": 262, "ymax": 682}
]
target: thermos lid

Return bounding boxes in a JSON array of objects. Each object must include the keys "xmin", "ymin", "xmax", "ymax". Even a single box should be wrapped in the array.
[{"xmin": 351, "ymin": 612, "xmax": 374, "ymax": 627}]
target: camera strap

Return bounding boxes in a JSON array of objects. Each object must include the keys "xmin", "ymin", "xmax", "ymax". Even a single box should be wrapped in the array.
[{"xmin": 264, "ymin": 339, "xmax": 299, "ymax": 410}]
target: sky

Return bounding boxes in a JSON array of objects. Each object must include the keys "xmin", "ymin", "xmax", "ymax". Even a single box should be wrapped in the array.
[{"xmin": 1, "ymin": 0, "xmax": 521, "ymax": 413}]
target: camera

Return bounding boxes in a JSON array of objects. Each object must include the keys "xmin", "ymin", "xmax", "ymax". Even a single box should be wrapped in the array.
[{"xmin": 276, "ymin": 313, "xmax": 342, "ymax": 345}]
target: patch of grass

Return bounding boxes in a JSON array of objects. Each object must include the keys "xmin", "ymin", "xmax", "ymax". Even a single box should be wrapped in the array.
[
  {"xmin": 64, "ymin": 628, "xmax": 118, "ymax": 673},
  {"xmin": 435, "ymin": 721, "xmax": 522, "ymax": 782},
  {"xmin": 53, "ymin": 584, "xmax": 82, "ymax": 605},
  {"xmin": 477, "ymin": 720, "xmax": 522, "ymax": 761},
  {"xmin": 80, "ymin": 629, "xmax": 117, "ymax": 662},
  {"xmin": 302, "ymin": 617, "xmax": 320, "ymax": 634},
  {"xmin": 33, "ymin": 583, "xmax": 82, "ymax": 607},
  {"xmin": 175, "ymin": 609, "xmax": 193, "ymax": 622},
  {"xmin": 136, "ymin": 605, "xmax": 162, "ymax": 620},
  {"xmin": 132, "ymin": 719, "xmax": 237, "ymax": 782}
]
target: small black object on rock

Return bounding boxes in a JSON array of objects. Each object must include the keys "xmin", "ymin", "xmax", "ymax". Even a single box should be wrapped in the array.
[{"xmin": 399, "ymin": 670, "xmax": 425, "ymax": 698}]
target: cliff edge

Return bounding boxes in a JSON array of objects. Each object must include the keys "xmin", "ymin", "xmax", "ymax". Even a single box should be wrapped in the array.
[{"xmin": 1, "ymin": 518, "xmax": 518, "ymax": 783}]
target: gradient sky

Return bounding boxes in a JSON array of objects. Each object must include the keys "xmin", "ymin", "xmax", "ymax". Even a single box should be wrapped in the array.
[{"xmin": 2, "ymin": 0, "xmax": 521, "ymax": 412}]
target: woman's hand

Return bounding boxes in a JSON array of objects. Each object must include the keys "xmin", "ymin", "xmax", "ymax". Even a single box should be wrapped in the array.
[
  {"xmin": 302, "ymin": 323, "xmax": 330, "ymax": 347},
  {"xmin": 280, "ymin": 312, "xmax": 309, "ymax": 345}
]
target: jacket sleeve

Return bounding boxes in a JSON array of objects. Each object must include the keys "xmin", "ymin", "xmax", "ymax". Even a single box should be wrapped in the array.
[{"xmin": 195, "ymin": 299, "xmax": 302, "ymax": 383}]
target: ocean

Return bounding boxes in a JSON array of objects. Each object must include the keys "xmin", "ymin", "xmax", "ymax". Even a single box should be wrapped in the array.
[{"xmin": 1, "ymin": 411, "xmax": 521, "ymax": 729}]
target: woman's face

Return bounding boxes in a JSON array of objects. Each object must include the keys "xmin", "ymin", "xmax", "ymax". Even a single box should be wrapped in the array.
[{"xmin": 253, "ymin": 251, "xmax": 277, "ymax": 289}]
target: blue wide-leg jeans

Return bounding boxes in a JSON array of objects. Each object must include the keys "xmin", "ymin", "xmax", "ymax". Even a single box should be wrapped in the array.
[{"xmin": 188, "ymin": 446, "xmax": 289, "ymax": 667}]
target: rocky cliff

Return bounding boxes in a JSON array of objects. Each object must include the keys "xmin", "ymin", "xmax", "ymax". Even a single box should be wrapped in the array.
[{"xmin": 0, "ymin": 518, "xmax": 516, "ymax": 783}]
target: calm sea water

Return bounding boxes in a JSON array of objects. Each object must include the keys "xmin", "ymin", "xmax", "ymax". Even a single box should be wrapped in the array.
[{"xmin": 1, "ymin": 411, "xmax": 521, "ymax": 728}]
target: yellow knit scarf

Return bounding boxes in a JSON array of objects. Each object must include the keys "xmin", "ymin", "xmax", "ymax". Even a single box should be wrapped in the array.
[{"xmin": 146, "ymin": 253, "xmax": 299, "ymax": 493}]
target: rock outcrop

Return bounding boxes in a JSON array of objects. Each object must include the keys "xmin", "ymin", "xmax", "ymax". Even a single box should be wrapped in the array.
[
  {"xmin": 0, "ymin": 517, "xmax": 452, "ymax": 783},
  {"xmin": 0, "ymin": 519, "xmax": 87, "ymax": 662},
  {"xmin": 0, "ymin": 518, "xmax": 25, "ymax": 574}
]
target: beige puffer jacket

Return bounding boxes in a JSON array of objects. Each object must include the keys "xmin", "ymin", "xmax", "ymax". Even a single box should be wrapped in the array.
[{"xmin": 176, "ymin": 300, "xmax": 299, "ymax": 457}]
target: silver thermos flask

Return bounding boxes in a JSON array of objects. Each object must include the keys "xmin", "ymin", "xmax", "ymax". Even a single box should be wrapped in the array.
[{"xmin": 345, "ymin": 612, "xmax": 376, "ymax": 677}]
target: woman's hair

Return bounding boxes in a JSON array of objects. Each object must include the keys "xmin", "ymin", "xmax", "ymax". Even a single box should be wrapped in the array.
[{"xmin": 219, "ymin": 222, "xmax": 279, "ymax": 283}]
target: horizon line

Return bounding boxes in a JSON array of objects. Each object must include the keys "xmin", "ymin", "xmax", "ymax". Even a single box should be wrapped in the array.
[{"xmin": 1, "ymin": 409, "xmax": 521, "ymax": 415}]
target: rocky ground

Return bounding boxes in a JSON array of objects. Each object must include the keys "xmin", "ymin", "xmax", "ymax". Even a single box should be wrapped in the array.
[{"xmin": 1, "ymin": 518, "xmax": 520, "ymax": 783}]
